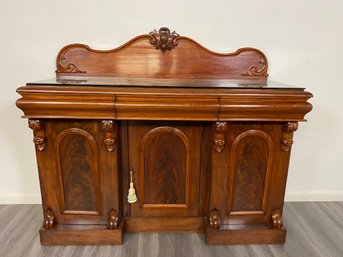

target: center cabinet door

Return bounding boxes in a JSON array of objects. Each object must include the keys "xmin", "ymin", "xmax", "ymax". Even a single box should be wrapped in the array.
[{"xmin": 127, "ymin": 121, "xmax": 202, "ymax": 217}]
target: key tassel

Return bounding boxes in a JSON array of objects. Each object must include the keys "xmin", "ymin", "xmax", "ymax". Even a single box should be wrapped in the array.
[{"xmin": 128, "ymin": 170, "xmax": 137, "ymax": 203}]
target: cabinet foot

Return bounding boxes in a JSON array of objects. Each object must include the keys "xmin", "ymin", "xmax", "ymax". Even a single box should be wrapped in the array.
[
  {"xmin": 206, "ymin": 224, "xmax": 286, "ymax": 244},
  {"xmin": 39, "ymin": 223, "xmax": 123, "ymax": 245}
]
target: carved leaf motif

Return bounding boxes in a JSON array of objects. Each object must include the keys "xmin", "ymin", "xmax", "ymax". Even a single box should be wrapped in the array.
[
  {"xmin": 216, "ymin": 122, "xmax": 228, "ymax": 132},
  {"xmin": 286, "ymin": 122, "xmax": 298, "ymax": 133},
  {"xmin": 149, "ymin": 27, "xmax": 179, "ymax": 53},
  {"xmin": 101, "ymin": 120, "xmax": 114, "ymax": 132},
  {"xmin": 28, "ymin": 120, "xmax": 41, "ymax": 132}
]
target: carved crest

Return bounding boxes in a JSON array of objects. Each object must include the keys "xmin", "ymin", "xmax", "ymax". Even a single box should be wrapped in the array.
[{"xmin": 149, "ymin": 27, "xmax": 179, "ymax": 53}]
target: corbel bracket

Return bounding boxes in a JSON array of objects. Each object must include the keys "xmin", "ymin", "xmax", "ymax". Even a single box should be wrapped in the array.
[
  {"xmin": 28, "ymin": 119, "xmax": 46, "ymax": 151},
  {"xmin": 209, "ymin": 208, "xmax": 221, "ymax": 229},
  {"xmin": 271, "ymin": 209, "xmax": 283, "ymax": 229},
  {"xmin": 213, "ymin": 122, "xmax": 228, "ymax": 153},
  {"xmin": 43, "ymin": 208, "xmax": 55, "ymax": 229},
  {"xmin": 281, "ymin": 122, "xmax": 298, "ymax": 152},
  {"xmin": 101, "ymin": 120, "xmax": 116, "ymax": 152},
  {"xmin": 107, "ymin": 209, "xmax": 119, "ymax": 230}
]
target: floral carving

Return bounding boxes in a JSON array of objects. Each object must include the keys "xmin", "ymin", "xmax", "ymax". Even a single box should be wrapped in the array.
[
  {"xmin": 209, "ymin": 208, "xmax": 221, "ymax": 229},
  {"xmin": 101, "ymin": 120, "xmax": 116, "ymax": 151},
  {"xmin": 213, "ymin": 122, "xmax": 228, "ymax": 153},
  {"xmin": 107, "ymin": 209, "xmax": 119, "ymax": 230},
  {"xmin": 281, "ymin": 122, "xmax": 298, "ymax": 152},
  {"xmin": 271, "ymin": 209, "xmax": 283, "ymax": 229},
  {"xmin": 28, "ymin": 120, "xmax": 46, "ymax": 151},
  {"xmin": 149, "ymin": 27, "xmax": 179, "ymax": 53},
  {"xmin": 285, "ymin": 122, "xmax": 298, "ymax": 133},
  {"xmin": 43, "ymin": 208, "xmax": 55, "ymax": 229}
]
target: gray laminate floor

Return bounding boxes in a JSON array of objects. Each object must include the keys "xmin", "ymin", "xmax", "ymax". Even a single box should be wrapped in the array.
[{"xmin": 0, "ymin": 202, "xmax": 342, "ymax": 257}]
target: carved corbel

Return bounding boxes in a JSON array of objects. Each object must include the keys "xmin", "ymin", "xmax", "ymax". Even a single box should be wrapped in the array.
[
  {"xmin": 28, "ymin": 120, "xmax": 46, "ymax": 151},
  {"xmin": 271, "ymin": 209, "xmax": 283, "ymax": 229},
  {"xmin": 281, "ymin": 122, "xmax": 298, "ymax": 152},
  {"xmin": 149, "ymin": 27, "xmax": 179, "ymax": 53},
  {"xmin": 107, "ymin": 209, "xmax": 119, "ymax": 230},
  {"xmin": 43, "ymin": 208, "xmax": 55, "ymax": 229},
  {"xmin": 101, "ymin": 120, "xmax": 116, "ymax": 152},
  {"xmin": 213, "ymin": 122, "xmax": 228, "ymax": 153},
  {"xmin": 209, "ymin": 208, "xmax": 221, "ymax": 229}
]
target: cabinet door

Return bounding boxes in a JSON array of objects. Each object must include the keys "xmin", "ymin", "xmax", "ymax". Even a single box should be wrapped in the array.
[
  {"xmin": 210, "ymin": 122, "xmax": 289, "ymax": 224},
  {"xmin": 36, "ymin": 120, "xmax": 120, "ymax": 225},
  {"xmin": 127, "ymin": 121, "xmax": 201, "ymax": 217}
]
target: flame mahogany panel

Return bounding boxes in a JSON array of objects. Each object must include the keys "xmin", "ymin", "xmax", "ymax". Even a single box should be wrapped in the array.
[
  {"xmin": 55, "ymin": 129, "xmax": 100, "ymax": 214},
  {"xmin": 141, "ymin": 127, "xmax": 189, "ymax": 207},
  {"xmin": 229, "ymin": 130, "xmax": 272, "ymax": 213}
]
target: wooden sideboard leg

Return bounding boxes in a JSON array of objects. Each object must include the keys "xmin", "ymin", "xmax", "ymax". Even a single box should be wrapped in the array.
[
  {"xmin": 43, "ymin": 208, "xmax": 55, "ymax": 229},
  {"xmin": 107, "ymin": 209, "xmax": 119, "ymax": 230}
]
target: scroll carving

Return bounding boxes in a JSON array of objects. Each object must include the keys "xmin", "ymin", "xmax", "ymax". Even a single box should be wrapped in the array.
[
  {"xmin": 241, "ymin": 57, "xmax": 268, "ymax": 77},
  {"xmin": 209, "ymin": 208, "xmax": 221, "ymax": 229},
  {"xmin": 56, "ymin": 52, "xmax": 86, "ymax": 74},
  {"xmin": 281, "ymin": 122, "xmax": 298, "ymax": 152},
  {"xmin": 43, "ymin": 208, "xmax": 55, "ymax": 229},
  {"xmin": 271, "ymin": 209, "xmax": 283, "ymax": 229},
  {"xmin": 149, "ymin": 27, "xmax": 179, "ymax": 53},
  {"xmin": 107, "ymin": 209, "xmax": 119, "ymax": 229},
  {"xmin": 213, "ymin": 122, "xmax": 228, "ymax": 153},
  {"xmin": 101, "ymin": 120, "xmax": 116, "ymax": 151},
  {"xmin": 28, "ymin": 120, "xmax": 46, "ymax": 151}
]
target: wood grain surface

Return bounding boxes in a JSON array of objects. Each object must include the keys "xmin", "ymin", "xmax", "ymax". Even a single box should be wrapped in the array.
[
  {"xmin": 55, "ymin": 27, "xmax": 268, "ymax": 80},
  {"xmin": 15, "ymin": 28, "xmax": 313, "ymax": 246},
  {"xmin": 0, "ymin": 202, "xmax": 342, "ymax": 257}
]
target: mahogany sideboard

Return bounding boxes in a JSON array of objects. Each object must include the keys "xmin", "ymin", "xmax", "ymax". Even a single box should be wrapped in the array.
[{"xmin": 16, "ymin": 27, "xmax": 312, "ymax": 245}]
